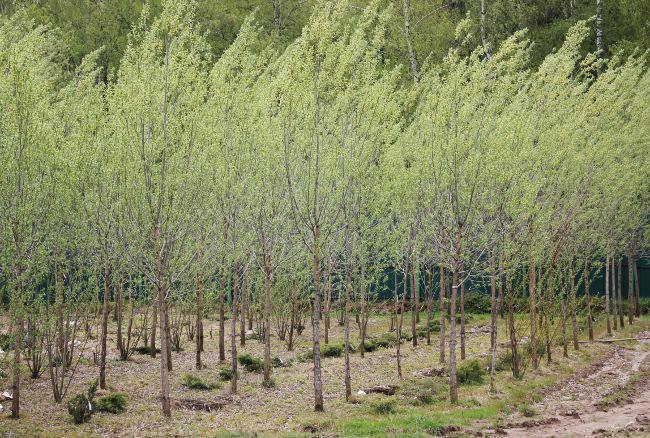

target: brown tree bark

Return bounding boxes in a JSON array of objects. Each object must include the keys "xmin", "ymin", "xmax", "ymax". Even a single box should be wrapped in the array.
[
  {"xmin": 155, "ymin": 227, "xmax": 171, "ymax": 418},
  {"xmin": 570, "ymin": 264, "xmax": 579, "ymax": 350},
  {"xmin": 585, "ymin": 261, "xmax": 594, "ymax": 342},
  {"xmin": 231, "ymin": 263, "xmax": 239, "ymax": 393},
  {"xmin": 627, "ymin": 252, "xmax": 634, "ymax": 325},
  {"xmin": 617, "ymin": 257, "xmax": 624, "ymax": 328},
  {"xmin": 150, "ymin": 298, "xmax": 158, "ymax": 358},
  {"xmin": 311, "ymin": 225, "xmax": 324, "ymax": 411},
  {"xmin": 633, "ymin": 255, "xmax": 640, "ymax": 317},
  {"xmin": 396, "ymin": 269, "xmax": 407, "ymax": 379},
  {"xmin": 219, "ymin": 220, "xmax": 228, "ymax": 362},
  {"xmin": 196, "ymin": 272, "xmax": 204, "ymax": 369},
  {"xmin": 612, "ymin": 256, "xmax": 618, "ymax": 330},
  {"xmin": 263, "ymin": 254, "xmax": 272, "ymax": 385},
  {"xmin": 240, "ymin": 267, "xmax": 246, "ymax": 347},
  {"xmin": 439, "ymin": 263, "xmax": 446, "ymax": 364},
  {"xmin": 288, "ymin": 278, "xmax": 296, "ymax": 351},
  {"xmin": 507, "ymin": 274, "xmax": 520, "ymax": 379},
  {"xmin": 410, "ymin": 258, "xmax": 417, "ymax": 347},
  {"xmin": 344, "ymin": 266, "xmax": 352, "ymax": 400},
  {"xmin": 529, "ymin": 256, "xmax": 538, "ymax": 369},
  {"xmin": 489, "ymin": 252, "xmax": 498, "ymax": 393},
  {"xmin": 426, "ymin": 265, "xmax": 433, "ymax": 345},
  {"xmin": 99, "ymin": 258, "xmax": 111, "ymax": 390},
  {"xmin": 605, "ymin": 255, "xmax": 611, "ymax": 335},
  {"xmin": 449, "ymin": 230, "xmax": 461, "ymax": 404},
  {"xmin": 324, "ymin": 260, "xmax": 331, "ymax": 344},
  {"xmin": 460, "ymin": 272, "xmax": 466, "ymax": 361}
]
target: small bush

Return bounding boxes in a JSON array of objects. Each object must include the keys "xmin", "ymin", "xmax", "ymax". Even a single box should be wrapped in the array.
[
  {"xmin": 456, "ymin": 360, "xmax": 485, "ymax": 385},
  {"xmin": 271, "ymin": 356, "xmax": 292, "ymax": 368},
  {"xmin": 375, "ymin": 332, "xmax": 398, "ymax": 348},
  {"xmin": 370, "ymin": 398, "xmax": 396, "ymax": 415},
  {"xmin": 67, "ymin": 394, "xmax": 92, "ymax": 424},
  {"xmin": 495, "ymin": 349, "xmax": 513, "ymax": 372},
  {"xmin": 262, "ymin": 377, "xmax": 276, "ymax": 388},
  {"xmin": 238, "ymin": 353, "xmax": 263, "ymax": 373},
  {"xmin": 219, "ymin": 367, "xmax": 236, "ymax": 381},
  {"xmin": 322, "ymin": 343, "xmax": 343, "ymax": 357},
  {"xmin": 94, "ymin": 393, "xmax": 127, "ymax": 414},
  {"xmin": 359, "ymin": 339, "xmax": 378, "ymax": 352},
  {"xmin": 181, "ymin": 374, "xmax": 218, "ymax": 390},
  {"xmin": 524, "ymin": 339, "xmax": 546, "ymax": 358},
  {"xmin": 0, "ymin": 334, "xmax": 13, "ymax": 351},
  {"xmin": 134, "ymin": 346, "xmax": 160, "ymax": 355}
]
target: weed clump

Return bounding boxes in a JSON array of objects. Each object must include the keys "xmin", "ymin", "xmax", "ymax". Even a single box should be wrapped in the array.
[
  {"xmin": 370, "ymin": 397, "xmax": 396, "ymax": 415},
  {"xmin": 456, "ymin": 359, "xmax": 485, "ymax": 385},
  {"xmin": 94, "ymin": 393, "xmax": 127, "ymax": 414},
  {"xmin": 181, "ymin": 374, "xmax": 218, "ymax": 390},
  {"xmin": 238, "ymin": 353, "xmax": 263, "ymax": 372}
]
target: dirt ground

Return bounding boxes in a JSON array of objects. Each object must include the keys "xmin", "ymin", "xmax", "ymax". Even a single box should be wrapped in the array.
[
  {"xmin": 1, "ymin": 311, "xmax": 649, "ymax": 437},
  {"xmin": 484, "ymin": 330, "xmax": 650, "ymax": 438}
]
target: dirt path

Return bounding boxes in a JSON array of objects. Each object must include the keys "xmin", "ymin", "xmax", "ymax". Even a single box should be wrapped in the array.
[{"xmin": 494, "ymin": 331, "xmax": 650, "ymax": 437}]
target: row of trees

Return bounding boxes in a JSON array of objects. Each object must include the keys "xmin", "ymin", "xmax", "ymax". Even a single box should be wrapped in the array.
[{"xmin": 1, "ymin": 0, "xmax": 648, "ymax": 419}]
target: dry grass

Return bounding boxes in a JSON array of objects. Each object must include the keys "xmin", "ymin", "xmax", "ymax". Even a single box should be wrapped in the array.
[{"xmin": 0, "ymin": 310, "xmax": 646, "ymax": 437}]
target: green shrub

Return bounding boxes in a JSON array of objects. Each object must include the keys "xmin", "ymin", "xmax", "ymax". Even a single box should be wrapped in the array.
[
  {"xmin": 134, "ymin": 346, "xmax": 160, "ymax": 355},
  {"xmin": 0, "ymin": 334, "xmax": 13, "ymax": 351},
  {"xmin": 456, "ymin": 360, "xmax": 485, "ymax": 385},
  {"xmin": 67, "ymin": 394, "xmax": 92, "ymax": 424},
  {"xmin": 524, "ymin": 339, "xmax": 546, "ymax": 358},
  {"xmin": 322, "ymin": 343, "xmax": 343, "ymax": 357},
  {"xmin": 262, "ymin": 377, "xmax": 276, "ymax": 388},
  {"xmin": 495, "ymin": 349, "xmax": 512, "ymax": 371},
  {"xmin": 370, "ymin": 397, "xmax": 396, "ymax": 415},
  {"xmin": 219, "ymin": 367, "xmax": 236, "ymax": 381},
  {"xmin": 359, "ymin": 339, "xmax": 378, "ymax": 352},
  {"xmin": 181, "ymin": 374, "xmax": 218, "ymax": 390},
  {"xmin": 238, "ymin": 353, "xmax": 263, "ymax": 372},
  {"xmin": 94, "ymin": 393, "xmax": 127, "ymax": 414},
  {"xmin": 463, "ymin": 292, "xmax": 492, "ymax": 313},
  {"xmin": 375, "ymin": 332, "xmax": 398, "ymax": 348},
  {"xmin": 271, "ymin": 356, "xmax": 292, "ymax": 367}
]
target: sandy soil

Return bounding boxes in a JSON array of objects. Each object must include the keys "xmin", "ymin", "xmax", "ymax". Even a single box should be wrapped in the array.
[{"xmin": 490, "ymin": 330, "xmax": 650, "ymax": 438}]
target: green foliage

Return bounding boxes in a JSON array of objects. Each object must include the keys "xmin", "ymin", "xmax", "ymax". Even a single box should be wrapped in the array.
[
  {"xmin": 94, "ymin": 393, "xmax": 127, "ymax": 414},
  {"xmin": 238, "ymin": 354, "xmax": 263, "ymax": 373},
  {"xmin": 219, "ymin": 367, "xmax": 237, "ymax": 381},
  {"xmin": 375, "ymin": 332, "xmax": 398, "ymax": 348},
  {"xmin": 181, "ymin": 374, "xmax": 218, "ymax": 390},
  {"xmin": 262, "ymin": 377, "xmax": 276, "ymax": 389},
  {"xmin": 134, "ymin": 346, "xmax": 160, "ymax": 355},
  {"xmin": 456, "ymin": 360, "xmax": 486, "ymax": 385},
  {"xmin": 518, "ymin": 404, "xmax": 537, "ymax": 417},
  {"xmin": 67, "ymin": 394, "xmax": 92, "ymax": 424}
]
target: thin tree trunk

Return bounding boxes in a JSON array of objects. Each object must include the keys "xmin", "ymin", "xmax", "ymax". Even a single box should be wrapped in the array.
[
  {"xmin": 401, "ymin": 0, "xmax": 419, "ymax": 81},
  {"xmin": 344, "ymin": 267, "xmax": 352, "ymax": 400},
  {"xmin": 596, "ymin": 0, "xmax": 604, "ymax": 54},
  {"xmin": 617, "ymin": 257, "xmax": 624, "ymax": 328},
  {"xmin": 460, "ymin": 272, "xmax": 466, "ymax": 361},
  {"xmin": 219, "ymin": 221, "xmax": 228, "ymax": 362},
  {"xmin": 410, "ymin": 258, "xmax": 417, "ymax": 347},
  {"xmin": 570, "ymin": 264, "xmax": 579, "ymax": 350},
  {"xmin": 360, "ymin": 265, "xmax": 368, "ymax": 356},
  {"xmin": 324, "ymin": 261, "xmax": 331, "ymax": 344},
  {"xmin": 272, "ymin": 0, "xmax": 281, "ymax": 34},
  {"xmin": 489, "ymin": 252, "xmax": 498, "ymax": 393},
  {"xmin": 100, "ymin": 258, "xmax": 110, "ymax": 390},
  {"xmin": 231, "ymin": 263, "xmax": 239, "ymax": 393},
  {"xmin": 11, "ymin": 276, "xmax": 24, "ymax": 419},
  {"xmin": 449, "ymin": 230, "xmax": 461, "ymax": 404},
  {"xmin": 628, "ymin": 252, "xmax": 634, "ymax": 325},
  {"xmin": 561, "ymin": 284, "xmax": 568, "ymax": 358},
  {"xmin": 397, "ymin": 269, "xmax": 407, "ymax": 379},
  {"xmin": 585, "ymin": 261, "xmax": 594, "ymax": 342},
  {"xmin": 150, "ymin": 295, "xmax": 158, "ymax": 358},
  {"xmin": 634, "ymin": 255, "xmax": 640, "ymax": 317},
  {"xmin": 196, "ymin": 273, "xmax": 203, "ymax": 369},
  {"xmin": 612, "ymin": 256, "xmax": 618, "ymax": 330},
  {"xmin": 480, "ymin": 0, "xmax": 492, "ymax": 59},
  {"xmin": 529, "ymin": 256, "xmax": 538, "ymax": 369},
  {"xmin": 311, "ymin": 224, "xmax": 324, "ymax": 412},
  {"xmin": 263, "ymin": 254, "xmax": 272, "ymax": 385},
  {"xmin": 288, "ymin": 278, "xmax": 296, "ymax": 351},
  {"xmin": 426, "ymin": 265, "xmax": 432, "ymax": 345},
  {"xmin": 507, "ymin": 274, "xmax": 520, "ymax": 379},
  {"xmin": 117, "ymin": 272, "xmax": 125, "ymax": 359},
  {"xmin": 155, "ymin": 227, "xmax": 171, "ymax": 417},
  {"xmin": 605, "ymin": 255, "xmax": 611, "ymax": 336},
  {"xmin": 240, "ymin": 267, "xmax": 246, "ymax": 347},
  {"xmin": 439, "ymin": 263, "xmax": 446, "ymax": 364}
]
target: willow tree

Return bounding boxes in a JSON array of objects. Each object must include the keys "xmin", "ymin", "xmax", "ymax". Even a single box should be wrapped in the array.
[
  {"xmin": 0, "ymin": 12, "xmax": 64, "ymax": 419},
  {"xmin": 108, "ymin": 0, "xmax": 209, "ymax": 417}
]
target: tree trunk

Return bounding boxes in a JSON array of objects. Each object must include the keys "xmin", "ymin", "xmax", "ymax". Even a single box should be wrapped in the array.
[
  {"xmin": 460, "ymin": 273, "xmax": 466, "ymax": 361},
  {"xmin": 263, "ymin": 254, "xmax": 272, "ymax": 385},
  {"xmin": 11, "ymin": 276, "xmax": 24, "ymax": 419},
  {"xmin": 489, "ymin": 252, "xmax": 498, "ymax": 393},
  {"xmin": 634, "ymin": 255, "xmax": 640, "ymax": 317},
  {"xmin": 507, "ymin": 274, "xmax": 520, "ymax": 379},
  {"xmin": 449, "ymin": 230, "xmax": 461, "ymax": 404},
  {"xmin": 324, "ymin": 261, "xmax": 331, "ymax": 344},
  {"xmin": 288, "ymin": 278, "xmax": 296, "ymax": 351},
  {"xmin": 401, "ymin": 0, "xmax": 419, "ymax": 81},
  {"xmin": 117, "ymin": 272, "xmax": 125, "ymax": 359},
  {"xmin": 612, "ymin": 256, "xmax": 618, "ymax": 330},
  {"xmin": 585, "ymin": 261, "xmax": 593, "ymax": 342},
  {"xmin": 155, "ymin": 227, "xmax": 171, "ymax": 417},
  {"xmin": 617, "ymin": 257, "xmax": 624, "ymax": 328},
  {"xmin": 100, "ymin": 258, "xmax": 110, "ymax": 390},
  {"xmin": 480, "ymin": 0, "xmax": 492, "ymax": 59},
  {"xmin": 628, "ymin": 252, "xmax": 634, "ymax": 325},
  {"xmin": 561, "ymin": 285, "xmax": 568, "ymax": 358},
  {"xmin": 240, "ymin": 267, "xmax": 246, "ymax": 347},
  {"xmin": 272, "ymin": 0, "xmax": 281, "ymax": 35},
  {"xmin": 344, "ymin": 266, "xmax": 352, "ymax": 400},
  {"xmin": 528, "ymin": 257, "xmax": 538, "ymax": 369},
  {"xmin": 397, "ymin": 269, "xmax": 407, "ymax": 379},
  {"xmin": 360, "ymin": 265, "xmax": 368, "ymax": 356},
  {"xmin": 439, "ymin": 263, "xmax": 446, "ymax": 364},
  {"xmin": 605, "ymin": 255, "xmax": 611, "ymax": 336},
  {"xmin": 311, "ymin": 224, "xmax": 324, "ymax": 412},
  {"xmin": 196, "ymin": 273, "xmax": 203, "ymax": 369},
  {"xmin": 570, "ymin": 264, "xmax": 579, "ymax": 350},
  {"xmin": 150, "ymin": 297, "xmax": 158, "ymax": 358},
  {"xmin": 426, "ymin": 265, "xmax": 433, "ymax": 345},
  {"xmin": 231, "ymin": 263, "xmax": 239, "ymax": 393},
  {"xmin": 219, "ymin": 221, "xmax": 228, "ymax": 362},
  {"xmin": 410, "ymin": 259, "xmax": 417, "ymax": 347},
  {"xmin": 596, "ymin": 0, "xmax": 604, "ymax": 54}
]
